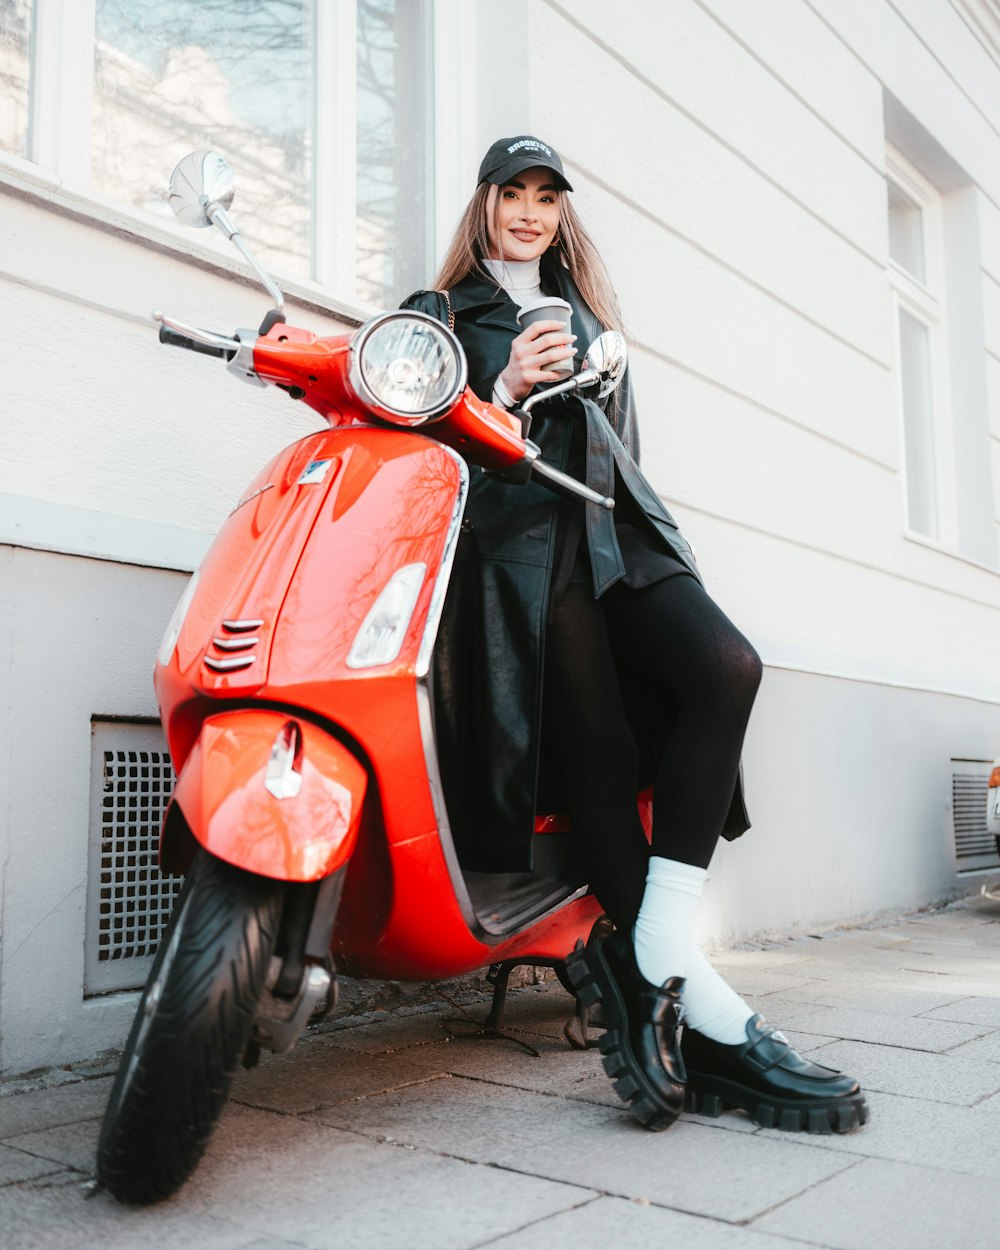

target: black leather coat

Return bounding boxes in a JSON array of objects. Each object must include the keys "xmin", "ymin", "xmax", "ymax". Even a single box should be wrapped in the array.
[{"xmin": 401, "ymin": 255, "xmax": 749, "ymax": 870}]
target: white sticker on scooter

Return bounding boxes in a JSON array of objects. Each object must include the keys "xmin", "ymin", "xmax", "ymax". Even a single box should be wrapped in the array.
[{"xmin": 298, "ymin": 459, "xmax": 333, "ymax": 485}]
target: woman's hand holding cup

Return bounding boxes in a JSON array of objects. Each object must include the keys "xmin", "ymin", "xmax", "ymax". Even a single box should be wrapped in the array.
[
  {"xmin": 499, "ymin": 320, "xmax": 577, "ymax": 402},
  {"xmin": 499, "ymin": 296, "xmax": 577, "ymax": 403}
]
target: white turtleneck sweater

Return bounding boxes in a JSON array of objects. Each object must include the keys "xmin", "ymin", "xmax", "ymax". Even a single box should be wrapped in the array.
[
  {"xmin": 482, "ymin": 257, "xmax": 542, "ymax": 410},
  {"xmin": 482, "ymin": 256, "xmax": 542, "ymax": 307}
]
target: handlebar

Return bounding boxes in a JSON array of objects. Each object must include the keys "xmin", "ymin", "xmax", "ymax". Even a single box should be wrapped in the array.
[
  {"xmin": 531, "ymin": 458, "xmax": 614, "ymax": 510},
  {"xmin": 152, "ymin": 310, "xmax": 240, "ymax": 358},
  {"xmin": 158, "ymin": 325, "xmax": 234, "ymax": 359}
]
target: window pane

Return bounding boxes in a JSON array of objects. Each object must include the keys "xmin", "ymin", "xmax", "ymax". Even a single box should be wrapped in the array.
[
  {"xmin": 887, "ymin": 182, "xmax": 925, "ymax": 284},
  {"xmin": 898, "ymin": 308, "xmax": 938, "ymax": 538},
  {"xmin": 91, "ymin": 0, "xmax": 312, "ymax": 277},
  {"xmin": 356, "ymin": 0, "xmax": 432, "ymax": 308},
  {"xmin": 0, "ymin": 0, "xmax": 32, "ymax": 157}
]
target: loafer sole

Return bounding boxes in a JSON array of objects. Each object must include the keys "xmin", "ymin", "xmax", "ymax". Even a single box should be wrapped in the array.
[
  {"xmin": 566, "ymin": 941, "xmax": 682, "ymax": 1132},
  {"xmin": 685, "ymin": 1070, "xmax": 870, "ymax": 1134}
]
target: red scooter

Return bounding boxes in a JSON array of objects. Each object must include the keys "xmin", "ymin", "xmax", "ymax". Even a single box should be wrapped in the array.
[{"xmin": 96, "ymin": 152, "xmax": 639, "ymax": 1204}]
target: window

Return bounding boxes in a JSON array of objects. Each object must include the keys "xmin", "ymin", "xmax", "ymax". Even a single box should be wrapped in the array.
[
  {"xmin": 0, "ymin": 0, "xmax": 31, "ymax": 156},
  {"xmin": 3, "ymin": 0, "xmax": 438, "ymax": 308},
  {"xmin": 886, "ymin": 146, "xmax": 955, "ymax": 545}
]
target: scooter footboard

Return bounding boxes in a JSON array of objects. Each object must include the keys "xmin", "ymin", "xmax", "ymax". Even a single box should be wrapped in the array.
[{"xmin": 160, "ymin": 709, "xmax": 367, "ymax": 881}]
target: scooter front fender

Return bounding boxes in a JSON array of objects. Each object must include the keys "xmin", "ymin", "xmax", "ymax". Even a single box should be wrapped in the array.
[{"xmin": 161, "ymin": 709, "xmax": 367, "ymax": 882}]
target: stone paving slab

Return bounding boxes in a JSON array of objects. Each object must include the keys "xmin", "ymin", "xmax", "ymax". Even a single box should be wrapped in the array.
[
  {"xmin": 776, "ymin": 1029, "xmax": 842, "ymax": 1053},
  {"xmin": 306, "ymin": 1070, "xmax": 624, "ymax": 1164},
  {"xmin": 480, "ymin": 1193, "xmax": 821, "ymax": 1250},
  {"xmin": 803, "ymin": 1038, "xmax": 1000, "ymax": 1105},
  {"xmin": 178, "ymin": 1103, "xmax": 595, "ymax": 1250},
  {"xmin": 494, "ymin": 1115, "xmax": 858, "ymax": 1223},
  {"xmin": 698, "ymin": 968, "xmax": 824, "ymax": 998},
  {"xmin": 751, "ymin": 1156, "xmax": 1000, "ymax": 1250},
  {"xmin": 756, "ymin": 1088, "xmax": 1000, "ymax": 1177},
  {"xmin": 891, "ymin": 951, "xmax": 1000, "ymax": 979},
  {"xmin": 2, "ymin": 1120, "xmax": 100, "ymax": 1175},
  {"xmin": 942, "ymin": 1029, "xmax": 1000, "ymax": 1064},
  {"xmin": 746, "ymin": 977, "xmax": 975, "ymax": 1019},
  {"xmin": 0, "ymin": 1078, "xmax": 112, "ymax": 1139},
  {"xmin": 0, "ymin": 1179, "xmax": 310, "ymax": 1250},
  {"xmin": 0, "ymin": 1144, "xmax": 68, "ymax": 1187},
  {"xmin": 921, "ymin": 996, "xmax": 1000, "ymax": 1026},
  {"xmin": 397, "ymin": 1033, "xmax": 625, "ymax": 1109},
  {"xmin": 230, "ymin": 1034, "xmax": 447, "ymax": 1115},
  {"xmin": 763, "ymin": 1003, "xmax": 991, "ymax": 1051},
  {"xmin": 315, "ymin": 1005, "xmax": 479, "ymax": 1055}
]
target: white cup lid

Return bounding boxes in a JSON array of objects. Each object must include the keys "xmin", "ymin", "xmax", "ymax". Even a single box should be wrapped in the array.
[{"xmin": 516, "ymin": 295, "xmax": 572, "ymax": 323}]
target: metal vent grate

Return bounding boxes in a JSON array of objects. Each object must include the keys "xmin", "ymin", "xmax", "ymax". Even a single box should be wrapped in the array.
[
  {"xmin": 86, "ymin": 722, "xmax": 182, "ymax": 994},
  {"xmin": 953, "ymin": 764, "xmax": 998, "ymax": 872}
]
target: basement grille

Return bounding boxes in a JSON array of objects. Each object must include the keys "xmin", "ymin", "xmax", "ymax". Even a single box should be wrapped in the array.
[
  {"xmin": 952, "ymin": 765, "xmax": 998, "ymax": 872},
  {"xmin": 86, "ymin": 722, "xmax": 181, "ymax": 994}
]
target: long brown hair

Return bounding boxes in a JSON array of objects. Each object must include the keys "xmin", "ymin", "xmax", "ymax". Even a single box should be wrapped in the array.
[{"xmin": 434, "ymin": 179, "xmax": 625, "ymax": 334}]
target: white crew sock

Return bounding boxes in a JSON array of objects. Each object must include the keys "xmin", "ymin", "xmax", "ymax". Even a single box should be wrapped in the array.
[
  {"xmin": 680, "ymin": 945, "xmax": 755, "ymax": 1044},
  {"xmin": 631, "ymin": 855, "xmax": 755, "ymax": 1045},
  {"xmin": 632, "ymin": 856, "xmax": 707, "ymax": 986}
]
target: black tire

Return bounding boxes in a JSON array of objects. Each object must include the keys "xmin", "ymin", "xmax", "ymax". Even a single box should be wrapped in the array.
[{"xmin": 96, "ymin": 850, "xmax": 283, "ymax": 1203}]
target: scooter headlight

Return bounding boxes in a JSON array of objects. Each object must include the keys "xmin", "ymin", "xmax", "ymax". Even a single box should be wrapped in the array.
[{"xmin": 349, "ymin": 311, "xmax": 467, "ymax": 426}]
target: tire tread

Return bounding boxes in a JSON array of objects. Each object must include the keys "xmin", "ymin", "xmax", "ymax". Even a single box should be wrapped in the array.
[{"xmin": 97, "ymin": 852, "xmax": 282, "ymax": 1203}]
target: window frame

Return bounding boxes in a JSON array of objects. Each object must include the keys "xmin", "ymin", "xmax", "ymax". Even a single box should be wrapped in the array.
[
  {"xmin": 886, "ymin": 145, "xmax": 959, "ymax": 551},
  {"xmin": 6, "ymin": 0, "xmax": 473, "ymax": 316}
]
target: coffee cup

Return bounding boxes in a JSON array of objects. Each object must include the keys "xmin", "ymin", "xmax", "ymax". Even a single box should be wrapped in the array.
[{"xmin": 516, "ymin": 296, "xmax": 575, "ymax": 376}]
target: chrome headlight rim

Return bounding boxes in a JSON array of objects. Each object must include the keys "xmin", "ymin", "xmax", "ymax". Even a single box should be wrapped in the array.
[{"xmin": 348, "ymin": 310, "xmax": 468, "ymax": 427}]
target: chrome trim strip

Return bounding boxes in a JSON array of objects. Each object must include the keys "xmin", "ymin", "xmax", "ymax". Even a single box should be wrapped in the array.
[
  {"xmin": 416, "ymin": 446, "xmax": 469, "ymax": 679},
  {"xmin": 221, "ymin": 618, "xmax": 264, "ymax": 632},
  {"xmin": 230, "ymin": 483, "xmax": 274, "ymax": 515},
  {"xmin": 212, "ymin": 636, "xmax": 260, "ymax": 650},
  {"xmin": 411, "ymin": 448, "xmax": 491, "ymax": 939},
  {"xmin": 414, "ymin": 679, "xmax": 486, "ymax": 941},
  {"xmin": 204, "ymin": 654, "xmax": 256, "ymax": 672}
]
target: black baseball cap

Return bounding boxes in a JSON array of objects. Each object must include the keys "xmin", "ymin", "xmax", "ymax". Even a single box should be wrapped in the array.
[{"xmin": 477, "ymin": 135, "xmax": 573, "ymax": 192}]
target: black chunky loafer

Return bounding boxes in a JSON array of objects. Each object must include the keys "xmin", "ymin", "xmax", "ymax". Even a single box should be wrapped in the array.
[
  {"xmin": 681, "ymin": 1014, "xmax": 869, "ymax": 1133},
  {"xmin": 566, "ymin": 931, "xmax": 685, "ymax": 1131}
]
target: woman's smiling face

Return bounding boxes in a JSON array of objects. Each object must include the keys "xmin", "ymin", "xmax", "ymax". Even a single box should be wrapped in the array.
[{"xmin": 485, "ymin": 166, "xmax": 562, "ymax": 261}]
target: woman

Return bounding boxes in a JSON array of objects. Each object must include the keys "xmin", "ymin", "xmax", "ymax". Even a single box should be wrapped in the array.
[{"xmin": 402, "ymin": 135, "xmax": 867, "ymax": 1134}]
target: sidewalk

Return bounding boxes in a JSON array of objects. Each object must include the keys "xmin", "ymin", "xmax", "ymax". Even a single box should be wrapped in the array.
[{"xmin": 2, "ymin": 893, "xmax": 1000, "ymax": 1250}]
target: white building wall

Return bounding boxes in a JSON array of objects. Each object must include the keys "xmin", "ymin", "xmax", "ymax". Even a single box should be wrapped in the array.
[
  {"xmin": 507, "ymin": 0, "xmax": 1000, "ymax": 941},
  {"xmin": 0, "ymin": 177, "xmax": 357, "ymax": 1077},
  {"xmin": 2, "ymin": 0, "xmax": 1000, "ymax": 1076}
]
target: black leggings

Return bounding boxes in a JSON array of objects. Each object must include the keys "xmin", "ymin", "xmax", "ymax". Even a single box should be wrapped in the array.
[{"xmin": 541, "ymin": 575, "xmax": 762, "ymax": 929}]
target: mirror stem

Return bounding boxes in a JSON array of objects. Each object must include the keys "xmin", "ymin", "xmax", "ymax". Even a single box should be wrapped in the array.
[
  {"xmin": 521, "ymin": 368, "xmax": 599, "ymax": 415},
  {"xmin": 208, "ymin": 203, "xmax": 285, "ymax": 314}
]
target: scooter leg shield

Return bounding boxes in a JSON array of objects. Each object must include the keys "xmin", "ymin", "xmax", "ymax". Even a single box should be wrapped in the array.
[{"xmin": 161, "ymin": 710, "xmax": 367, "ymax": 882}]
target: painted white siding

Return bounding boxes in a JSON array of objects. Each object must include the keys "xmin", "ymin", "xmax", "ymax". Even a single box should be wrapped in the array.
[{"xmin": 2, "ymin": 0, "xmax": 1000, "ymax": 1076}]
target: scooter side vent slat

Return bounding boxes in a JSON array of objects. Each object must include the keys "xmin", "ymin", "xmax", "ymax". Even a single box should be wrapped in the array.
[
  {"xmin": 85, "ymin": 721, "xmax": 182, "ymax": 994},
  {"xmin": 212, "ymin": 636, "xmax": 260, "ymax": 651},
  {"xmin": 202, "ymin": 615, "xmax": 268, "ymax": 675},
  {"xmin": 204, "ymin": 654, "xmax": 256, "ymax": 672}
]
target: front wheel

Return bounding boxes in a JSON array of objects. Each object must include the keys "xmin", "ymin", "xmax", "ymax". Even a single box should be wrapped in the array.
[{"xmin": 96, "ymin": 850, "xmax": 283, "ymax": 1203}]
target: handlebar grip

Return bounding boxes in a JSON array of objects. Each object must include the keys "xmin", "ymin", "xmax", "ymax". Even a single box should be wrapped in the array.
[{"xmin": 158, "ymin": 325, "xmax": 232, "ymax": 359}]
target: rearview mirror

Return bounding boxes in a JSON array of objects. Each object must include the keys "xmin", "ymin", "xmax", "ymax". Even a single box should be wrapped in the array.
[
  {"xmin": 167, "ymin": 150, "xmax": 236, "ymax": 228},
  {"xmin": 581, "ymin": 331, "xmax": 628, "ymax": 399}
]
